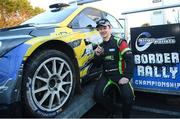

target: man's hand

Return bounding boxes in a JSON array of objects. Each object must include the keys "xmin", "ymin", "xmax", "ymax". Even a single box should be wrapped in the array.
[
  {"xmin": 118, "ymin": 77, "xmax": 129, "ymax": 85},
  {"xmin": 94, "ymin": 45, "xmax": 104, "ymax": 56}
]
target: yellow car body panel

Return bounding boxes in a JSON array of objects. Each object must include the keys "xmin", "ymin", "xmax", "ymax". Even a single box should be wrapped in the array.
[{"xmin": 24, "ymin": 26, "xmax": 95, "ymax": 77}]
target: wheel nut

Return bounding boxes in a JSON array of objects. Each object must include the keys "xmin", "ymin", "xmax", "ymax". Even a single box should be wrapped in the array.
[
  {"xmin": 54, "ymin": 87, "xmax": 58, "ymax": 91},
  {"xmin": 57, "ymin": 80, "xmax": 61, "ymax": 83}
]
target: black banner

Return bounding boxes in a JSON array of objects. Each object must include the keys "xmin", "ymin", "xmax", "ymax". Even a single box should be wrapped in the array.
[{"xmin": 131, "ymin": 23, "xmax": 180, "ymax": 93}]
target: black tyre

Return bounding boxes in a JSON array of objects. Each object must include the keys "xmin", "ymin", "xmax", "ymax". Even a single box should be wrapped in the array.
[{"xmin": 22, "ymin": 50, "xmax": 76, "ymax": 117}]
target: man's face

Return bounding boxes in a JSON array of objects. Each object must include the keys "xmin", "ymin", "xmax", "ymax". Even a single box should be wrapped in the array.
[{"xmin": 97, "ymin": 25, "xmax": 111, "ymax": 39}]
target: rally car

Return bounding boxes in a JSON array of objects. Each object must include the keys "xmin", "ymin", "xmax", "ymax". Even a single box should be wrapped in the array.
[{"xmin": 0, "ymin": 3, "xmax": 123, "ymax": 117}]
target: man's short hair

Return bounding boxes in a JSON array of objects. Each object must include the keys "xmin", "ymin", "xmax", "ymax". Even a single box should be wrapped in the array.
[{"xmin": 96, "ymin": 19, "xmax": 111, "ymax": 28}]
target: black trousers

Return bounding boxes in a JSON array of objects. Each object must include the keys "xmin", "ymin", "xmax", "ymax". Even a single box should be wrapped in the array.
[{"xmin": 94, "ymin": 75, "xmax": 135, "ymax": 118}]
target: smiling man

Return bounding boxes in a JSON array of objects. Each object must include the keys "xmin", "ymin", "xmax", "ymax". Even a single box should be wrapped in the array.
[{"xmin": 94, "ymin": 18, "xmax": 135, "ymax": 118}]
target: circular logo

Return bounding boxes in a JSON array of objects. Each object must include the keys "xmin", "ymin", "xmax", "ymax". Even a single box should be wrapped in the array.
[{"xmin": 135, "ymin": 32, "xmax": 154, "ymax": 51}]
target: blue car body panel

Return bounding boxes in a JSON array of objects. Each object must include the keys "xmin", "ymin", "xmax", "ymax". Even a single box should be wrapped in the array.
[{"xmin": 0, "ymin": 44, "xmax": 30, "ymax": 104}]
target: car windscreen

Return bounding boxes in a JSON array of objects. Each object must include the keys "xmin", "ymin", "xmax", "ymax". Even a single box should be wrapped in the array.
[{"xmin": 22, "ymin": 6, "xmax": 78, "ymax": 25}]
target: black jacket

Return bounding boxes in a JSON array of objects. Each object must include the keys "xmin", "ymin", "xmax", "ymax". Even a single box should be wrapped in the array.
[{"xmin": 94, "ymin": 35, "xmax": 134, "ymax": 80}]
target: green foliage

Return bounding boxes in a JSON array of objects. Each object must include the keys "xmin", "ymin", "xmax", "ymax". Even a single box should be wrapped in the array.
[{"xmin": 0, "ymin": 0, "xmax": 44, "ymax": 28}]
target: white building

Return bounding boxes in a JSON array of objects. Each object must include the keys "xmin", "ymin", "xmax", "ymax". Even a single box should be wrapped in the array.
[{"xmin": 151, "ymin": 0, "xmax": 166, "ymax": 25}]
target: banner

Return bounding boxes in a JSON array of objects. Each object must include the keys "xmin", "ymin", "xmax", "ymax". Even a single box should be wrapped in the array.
[{"xmin": 131, "ymin": 24, "xmax": 180, "ymax": 93}]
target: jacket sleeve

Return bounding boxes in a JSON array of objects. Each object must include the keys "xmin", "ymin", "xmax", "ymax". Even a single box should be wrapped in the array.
[{"xmin": 119, "ymin": 41, "xmax": 135, "ymax": 80}]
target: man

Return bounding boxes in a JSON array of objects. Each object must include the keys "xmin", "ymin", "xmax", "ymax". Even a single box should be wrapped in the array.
[{"xmin": 93, "ymin": 18, "xmax": 135, "ymax": 118}]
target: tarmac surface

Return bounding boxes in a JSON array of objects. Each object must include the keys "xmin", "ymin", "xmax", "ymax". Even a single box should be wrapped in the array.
[
  {"xmin": 83, "ymin": 91, "xmax": 180, "ymax": 118},
  {"xmin": 1, "ymin": 81, "xmax": 180, "ymax": 118}
]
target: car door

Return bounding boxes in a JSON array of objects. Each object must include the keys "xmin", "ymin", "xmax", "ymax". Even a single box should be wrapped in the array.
[{"xmin": 69, "ymin": 7, "xmax": 103, "ymax": 78}]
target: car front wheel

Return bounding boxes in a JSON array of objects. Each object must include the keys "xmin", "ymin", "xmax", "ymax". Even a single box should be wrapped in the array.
[{"xmin": 22, "ymin": 50, "xmax": 76, "ymax": 117}]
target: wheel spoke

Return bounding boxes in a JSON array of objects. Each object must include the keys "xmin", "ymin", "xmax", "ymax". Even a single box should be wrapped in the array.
[
  {"xmin": 60, "ymin": 87, "xmax": 68, "ymax": 95},
  {"xmin": 39, "ymin": 91, "xmax": 50, "ymax": 105},
  {"xmin": 61, "ymin": 71, "xmax": 70, "ymax": 80},
  {"xmin": 36, "ymin": 76, "xmax": 48, "ymax": 83},
  {"xmin": 52, "ymin": 60, "xmax": 57, "ymax": 74},
  {"xmin": 56, "ymin": 92, "xmax": 61, "ymax": 105},
  {"xmin": 43, "ymin": 64, "xmax": 52, "ymax": 77},
  {"xmin": 57, "ymin": 62, "xmax": 64, "ymax": 76},
  {"xmin": 49, "ymin": 93, "xmax": 55, "ymax": 109},
  {"xmin": 34, "ymin": 85, "xmax": 48, "ymax": 94},
  {"xmin": 62, "ymin": 81, "xmax": 71, "ymax": 86}
]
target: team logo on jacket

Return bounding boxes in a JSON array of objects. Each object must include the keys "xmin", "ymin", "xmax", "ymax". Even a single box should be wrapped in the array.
[{"xmin": 109, "ymin": 48, "xmax": 115, "ymax": 52}]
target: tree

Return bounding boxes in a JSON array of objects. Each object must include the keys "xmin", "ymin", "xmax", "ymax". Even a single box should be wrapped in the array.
[{"xmin": 0, "ymin": 0, "xmax": 44, "ymax": 28}]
